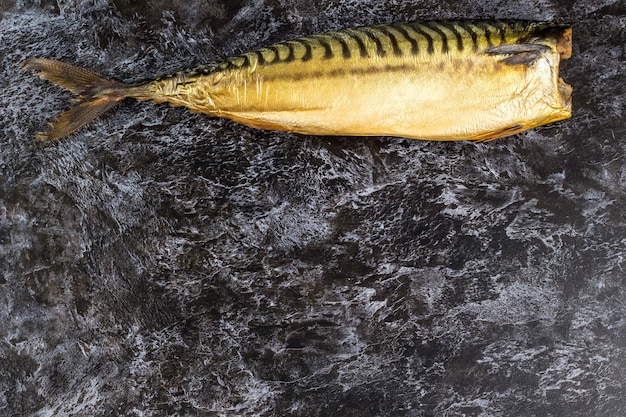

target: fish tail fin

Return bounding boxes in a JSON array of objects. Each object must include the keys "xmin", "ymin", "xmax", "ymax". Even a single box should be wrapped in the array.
[{"xmin": 21, "ymin": 57, "xmax": 138, "ymax": 141}]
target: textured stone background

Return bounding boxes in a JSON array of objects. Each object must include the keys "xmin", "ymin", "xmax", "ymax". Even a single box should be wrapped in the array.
[{"xmin": 1, "ymin": 1, "xmax": 625, "ymax": 416}]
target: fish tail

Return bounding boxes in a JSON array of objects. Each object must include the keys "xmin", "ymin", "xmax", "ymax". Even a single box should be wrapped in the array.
[{"xmin": 21, "ymin": 57, "xmax": 141, "ymax": 141}]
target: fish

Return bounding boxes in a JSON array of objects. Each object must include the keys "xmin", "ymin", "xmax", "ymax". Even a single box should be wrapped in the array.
[{"xmin": 21, "ymin": 19, "xmax": 572, "ymax": 142}]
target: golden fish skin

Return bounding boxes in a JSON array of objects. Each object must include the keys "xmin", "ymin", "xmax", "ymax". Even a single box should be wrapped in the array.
[{"xmin": 22, "ymin": 20, "xmax": 572, "ymax": 141}]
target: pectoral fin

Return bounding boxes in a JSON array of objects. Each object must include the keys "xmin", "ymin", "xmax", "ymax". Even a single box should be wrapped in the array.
[
  {"xmin": 486, "ymin": 43, "xmax": 550, "ymax": 66},
  {"xmin": 471, "ymin": 124, "xmax": 526, "ymax": 142}
]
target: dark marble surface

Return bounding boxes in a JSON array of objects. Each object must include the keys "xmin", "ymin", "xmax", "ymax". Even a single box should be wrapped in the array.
[{"xmin": 1, "ymin": 1, "xmax": 625, "ymax": 416}]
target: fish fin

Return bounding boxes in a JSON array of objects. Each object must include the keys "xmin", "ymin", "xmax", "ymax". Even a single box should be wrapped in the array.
[
  {"xmin": 21, "ymin": 57, "xmax": 127, "ymax": 140},
  {"xmin": 472, "ymin": 124, "xmax": 525, "ymax": 142},
  {"xmin": 486, "ymin": 44, "xmax": 550, "ymax": 66},
  {"xmin": 21, "ymin": 57, "xmax": 117, "ymax": 95},
  {"xmin": 35, "ymin": 97, "xmax": 120, "ymax": 141}
]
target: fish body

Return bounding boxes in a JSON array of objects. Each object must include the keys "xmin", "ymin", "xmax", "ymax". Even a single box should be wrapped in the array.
[{"xmin": 22, "ymin": 20, "xmax": 572, "ymax": 141}]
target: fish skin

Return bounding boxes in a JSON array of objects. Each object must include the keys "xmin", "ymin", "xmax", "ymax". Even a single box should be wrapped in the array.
[{"xmin": 22, "ymin": 20, "xmax": 572, "ymax": 141}]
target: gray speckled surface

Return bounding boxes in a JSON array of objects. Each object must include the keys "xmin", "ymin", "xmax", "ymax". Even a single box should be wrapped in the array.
[{"xmin": 1, "ymin": 1, "xmax": 625, "ymax": 416}]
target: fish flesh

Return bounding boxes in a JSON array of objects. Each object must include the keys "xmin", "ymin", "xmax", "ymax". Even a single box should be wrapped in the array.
[{"xmin": 22, "ymin": 20, "xmax": 572, "ymax": 141}]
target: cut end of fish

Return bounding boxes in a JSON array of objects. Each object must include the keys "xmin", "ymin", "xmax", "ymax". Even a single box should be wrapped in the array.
[
  {"xmin": 557, "ymin": 27, "xmax": 572, "ymax": 60},
  {"xmin": 558, "ymin": 77, "xmax": 573, "ymax": 112},
  {"xmin": 556, "ymin": 27, "xmax": 573, "ymax": 116}
]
